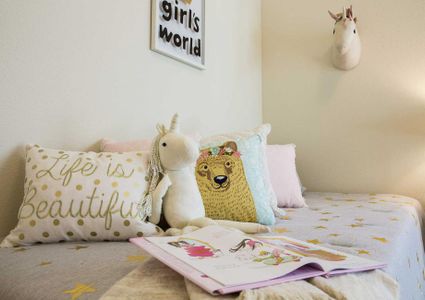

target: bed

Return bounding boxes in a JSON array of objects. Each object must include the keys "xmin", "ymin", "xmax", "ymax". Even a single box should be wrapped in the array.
[{"xmin": 1, "ymin": 192, "xmax": 424, "ymax": 299}]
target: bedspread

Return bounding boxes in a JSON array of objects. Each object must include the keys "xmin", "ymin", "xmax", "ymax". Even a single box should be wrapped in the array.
[
  {"xmin": 268, "ymin": 192, "xmax": 425, "ymax": 300},
  {"xmin": 102, "ymin": 192, "xmax": 425, "ymax": 300},
  {"xmin": 0, "ymin": 193, "xmax": 423, "ymax": 299}
]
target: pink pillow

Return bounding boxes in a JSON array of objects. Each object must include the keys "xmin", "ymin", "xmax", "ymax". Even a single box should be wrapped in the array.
[
  {"xmin": 266, "ymin": 144, "xmax": 306, "ymax": 208},
  {"xmin": 100, "ymin": 134, "xmax": 201, "ymax": 152},
  {"xmin": 100, "ymin": 138, "xmax": 151, "ymax": 152}
]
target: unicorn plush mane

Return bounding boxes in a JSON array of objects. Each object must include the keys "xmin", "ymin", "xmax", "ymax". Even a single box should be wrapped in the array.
[
  {"xmin": 141, "ymin": 125, "xmax": 165, "ymax": 219},
  {"xmin": 141, "ymin": 116, "xmax": 180, "ymax": 220}
]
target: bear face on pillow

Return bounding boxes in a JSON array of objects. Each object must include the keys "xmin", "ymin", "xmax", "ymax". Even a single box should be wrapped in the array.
[{"xmin": 195, "ymin": 141, "xmax": 257, "ymax": 223}]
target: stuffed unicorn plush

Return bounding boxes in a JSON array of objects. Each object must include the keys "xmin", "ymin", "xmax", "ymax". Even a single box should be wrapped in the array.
[
  {"xmin": 328, "ymin": 5, "xmax": 361, "ymax": 70},
  {"xmin": 142, "ymin": 114, "xmax": 270, "ymax": 235}
]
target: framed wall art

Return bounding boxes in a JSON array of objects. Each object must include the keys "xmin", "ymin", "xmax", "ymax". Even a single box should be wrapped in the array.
[{"xmin": 151, "ymin": 0, "xmax": 205, "ymax": 70}]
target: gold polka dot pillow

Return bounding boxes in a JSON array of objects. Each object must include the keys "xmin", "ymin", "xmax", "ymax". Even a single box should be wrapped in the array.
[{"xmin": 0, "ymin": 145, "xmax": 162, "ymax": 247}]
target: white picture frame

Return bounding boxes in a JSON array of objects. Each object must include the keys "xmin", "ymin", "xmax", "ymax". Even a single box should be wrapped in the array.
[{"xmin": 151, "ymin": 0, "xmax": 205, "ymax": 70}]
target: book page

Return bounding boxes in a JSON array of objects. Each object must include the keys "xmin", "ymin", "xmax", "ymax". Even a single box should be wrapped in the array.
[
  {"xmin": 258, "ymin": 236, "xmax": 384, "ymax": 273},
  {"xmin": 145, "ymin": 226, "xmax": 323, "ymax": 286}
]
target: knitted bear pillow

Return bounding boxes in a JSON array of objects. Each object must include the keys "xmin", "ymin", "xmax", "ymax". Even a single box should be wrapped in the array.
[{"xmin": 1, "ymin": 145, "xmax": 162, "ymax": 247}]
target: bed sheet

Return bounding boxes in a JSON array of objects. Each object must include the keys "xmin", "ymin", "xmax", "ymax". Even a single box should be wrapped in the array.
[{"xmin": 265, "ymin": 192, "xmax": 425, "ymax": 300}]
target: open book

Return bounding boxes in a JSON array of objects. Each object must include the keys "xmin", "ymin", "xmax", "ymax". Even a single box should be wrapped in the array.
[{"xmin": 130, "ymin": 225, "xmax": 385, "ymax": 295}]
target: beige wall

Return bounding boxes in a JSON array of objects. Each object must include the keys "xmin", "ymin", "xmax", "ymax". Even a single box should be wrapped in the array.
[
  {"xmin": 0, "ymin": 0, "xmax": 262, "ymax": 237},
  {"xmin": 3, "ymin": 0, "xmax": 423, "ymax": 238},
  {"xmin": 263, "ymin": 0, "xmax": 425, "ymax": 204}
]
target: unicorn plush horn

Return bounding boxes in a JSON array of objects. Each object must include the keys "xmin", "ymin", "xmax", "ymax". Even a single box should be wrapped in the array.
[
  {"xmin": 347, "ymin": 5, "xmax": 353, "ymax": 20},
  {"xmin": 169, "ymin": 113, "xmax": 179, "ymax": 133}
]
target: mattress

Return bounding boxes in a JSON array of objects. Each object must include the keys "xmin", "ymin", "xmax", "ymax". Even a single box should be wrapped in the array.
[
  {"xmin": 265, "ymin": 192, "xmax": 425, "ymax": 300},
  {"xmin": 0, "ymin": 192, "xmax": 424, "ymax": 300}
]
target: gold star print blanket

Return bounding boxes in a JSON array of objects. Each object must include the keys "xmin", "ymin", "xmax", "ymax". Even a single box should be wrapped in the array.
[
  {"xmin": 102, "ymin": 193, "xmax": 424, "ymax": 300},
  {"xmin": 0, "ymin": 193, "xmax": 424, "ymax": 299}
]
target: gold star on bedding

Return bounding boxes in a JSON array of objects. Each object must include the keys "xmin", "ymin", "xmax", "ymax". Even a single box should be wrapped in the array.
[
  {"xmin": 127, "ymin": 255, "xmax": 147, "ymax": 262},
  {"xmin": 39, "ymin": 261, "xmax": 52, "ymax": 267},
  {"xmin": 69, "ymin": 245, "xmax": 89, "ymax": 251},
  {"xmin": 372, "ymin": 237, "xmax": 389, "ymax": 243},
  {"xmin": 273, "ymin": 227, "xmax": 290, "ymax": 234},
  {"xmin": 63, "ymin": 283, "xmax": 96, "ymax": 300},
  {"xmin": 306, "ymin": 239, "xmax": 321, "ymax": 245}
]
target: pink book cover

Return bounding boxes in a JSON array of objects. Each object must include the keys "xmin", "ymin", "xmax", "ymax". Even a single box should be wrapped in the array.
[{"xmin": 130, "ymin": 226, "xmax": 385, "ymax": 295}]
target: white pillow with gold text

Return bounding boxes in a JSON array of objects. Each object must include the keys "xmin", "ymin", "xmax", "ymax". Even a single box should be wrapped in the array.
[{"xmin": 1, "ymin": 145, "xmax": 161, "ymax": 247}]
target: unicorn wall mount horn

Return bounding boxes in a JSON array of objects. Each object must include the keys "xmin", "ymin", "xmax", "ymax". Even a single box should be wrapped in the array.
[
  {"xmin": 328, "ymin": 5, "xmax": 361, "ymax": 70},
  {"xmin": 143, "ymin": 114, "xmax": 270, "ymax": 235}
]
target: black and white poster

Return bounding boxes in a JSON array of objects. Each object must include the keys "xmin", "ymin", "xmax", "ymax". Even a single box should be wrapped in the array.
[{"xmin": 151, "ymin": 0, "xmax": 205, "ymax": 69}]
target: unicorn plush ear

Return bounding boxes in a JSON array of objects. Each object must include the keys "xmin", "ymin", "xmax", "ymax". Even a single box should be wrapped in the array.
[
  {"xmin": 169, "ymin": 113, "xmax": 180, "ymax": 133},
  {"xmin": 328, "ymin": 10, "xmax": 339, "ymax": 21},
  {"xmin": 156, "ymin": 123, "xmax": 167, "ymax": 135}
]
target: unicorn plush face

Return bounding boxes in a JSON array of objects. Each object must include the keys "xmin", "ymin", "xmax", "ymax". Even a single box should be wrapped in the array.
[
  {"xmin": 332, "ymin": 17, "xmax": 357, "ymax": 55},
  {"xmin": 157, "ymin": 115, "xmax": 199, "ymax": 171},
  {"xmin": 328, "ymin": 6, "xmax": 361, "ymax": 70}
]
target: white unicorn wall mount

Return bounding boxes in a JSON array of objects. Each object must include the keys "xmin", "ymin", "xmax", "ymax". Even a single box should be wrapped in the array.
[
  {"xmin": 142, "ymin": 114, "xmax": 270, "ymax": 235},
  {"xmin": 328, "ymin": 5, "xmax": 361, "ymax": 70}
]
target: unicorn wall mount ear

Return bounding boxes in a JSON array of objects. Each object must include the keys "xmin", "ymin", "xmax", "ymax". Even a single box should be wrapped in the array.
[
  {"xmin": 328, "ymin": 5, "xmax": 361, "ymax": 70},
  {"xmin": 143, "ymin": 114, "xmax": 270, "ymax": 235}
]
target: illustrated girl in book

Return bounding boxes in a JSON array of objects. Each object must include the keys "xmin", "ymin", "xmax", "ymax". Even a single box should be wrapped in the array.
[
  {"xmin": 254, "ymin": 248, "xmax": 301, "ymax": 266},
  {"xmin": 168, "ymin": 238, "xmax": 221, "ymax": 258},
  {"xmin": 229, "ymin": 239, "xmax": 263, "ymax": 253},
  {"xmin": 229, "ymin": 239, "xmax": 301, "ymax": 265}
]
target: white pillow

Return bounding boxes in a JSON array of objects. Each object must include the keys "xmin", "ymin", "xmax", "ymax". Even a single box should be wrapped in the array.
[{"xmin": 0, "ymin": 145, "xmax": 162, "ymax": 247}]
